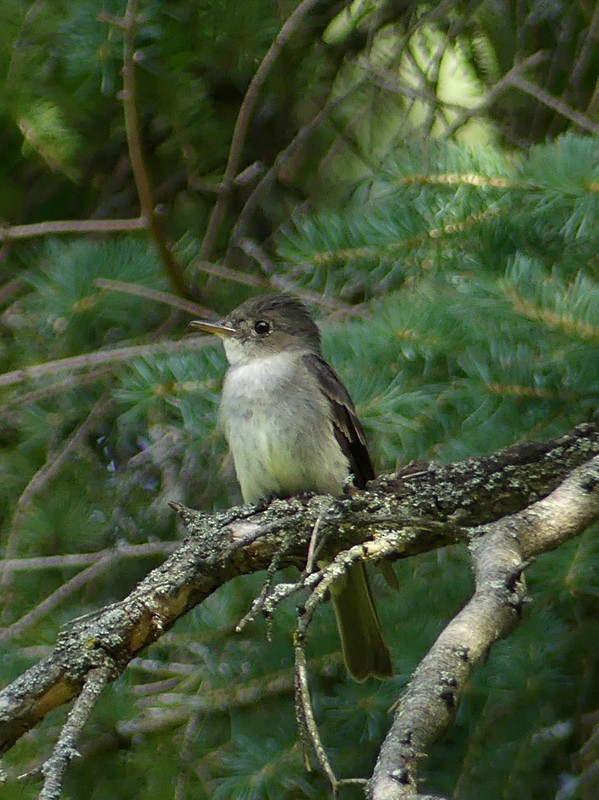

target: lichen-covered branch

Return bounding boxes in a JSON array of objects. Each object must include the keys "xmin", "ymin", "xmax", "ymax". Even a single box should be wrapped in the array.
[
  {"xmin": 38, "ymin": 661, "xmax": 113, "ymax": 800},
  {"xmin": 369, "ymin": 452, "xmax": 599, "ymax": 800},
  {"xmin": 0, "ymin": 424, "xmax": 597, "ymax": 779}
]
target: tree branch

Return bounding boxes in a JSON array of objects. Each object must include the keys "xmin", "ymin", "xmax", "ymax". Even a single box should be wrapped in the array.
[
  {"xmin": 0, "ymin": 337, "xmax": 212, "ymax": 390},
  {"xmin": 1, "ymin": 396, "xmax": 113, "ymax": 598},
  {"xmin": 509, "ymin": 76, "xmax": 599, "ymax": 136},
  {"xmin": 94, "ymin": 278, "xmax": 211, "ymax": 317},
  {"xmin": 0, "ymin": 424, "xmax": 597, "ymax": 794},
  {"xmin": 117, "ymin": 0, "xmax": 189, "ymax": 297},
  {"xmin": 38, "ymin": 661, "xmax": 113, "ymax": 800},
  {"xmin": 226, "ymin": 82, "xmax": 362, "ymax": 260},
  {"xmin": 199, "ymin": 0, "xmax": 322, "ymax": 261},
  {"xmin": 0, "ymin": 218, "xmax": 147, "ymax": 242},
  {"xmin": 370, "ymin": 451, "xmax": 599, "ymax": 799}
]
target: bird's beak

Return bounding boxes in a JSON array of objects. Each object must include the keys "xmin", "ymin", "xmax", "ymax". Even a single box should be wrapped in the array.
[{"xmin": 189, "ymin": 319, "xmax": 237, "ymax": 337}]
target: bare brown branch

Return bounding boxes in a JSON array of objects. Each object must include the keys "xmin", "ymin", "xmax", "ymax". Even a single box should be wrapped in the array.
[
  {"xmin": 0, "ymin": 218, "xmax": 147, "ymax": 242},
  {"xmin": 0, "ymin": 542, "xmax": 175, "ymax": 573},
  {"xmin": 1, "ymin": 396, "xmax": 114, "ymax": 599},
  {"xmin": 509, "ymin": 76, "xmax": 599, "ymax": 136},
  {"xmin": 118, "ymin": 0, "xmax": 189, "ymax": 297},
  {"xmin": 94, "ymin": 278, "xmax": 211, "ymax": 317},
  {"xmin": 1, "ymin": 556, "xmax": 117, "ymax": 643},
  {"xmin": 227, "ymin": 83, "xmax": 363, "ymax": 259},
  {"xmin": 0, "ymin": 336, "xmax": 212, "ymax": 390},
  {"xmin": 199, "ymin": 0, "xmax": 322, "ymax": 261}
]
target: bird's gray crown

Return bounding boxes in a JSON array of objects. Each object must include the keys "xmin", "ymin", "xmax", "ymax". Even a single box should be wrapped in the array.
[{"xmin": 223, "ymin": 293, "xmax": 322, "ymax": 355}]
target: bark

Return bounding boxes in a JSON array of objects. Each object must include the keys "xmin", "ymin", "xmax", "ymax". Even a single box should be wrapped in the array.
[{"xmin": 0, "ymin": 423, "xmax": 597, "ymax": 791}]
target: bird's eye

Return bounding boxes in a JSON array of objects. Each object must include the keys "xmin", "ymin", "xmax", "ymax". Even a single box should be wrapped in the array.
[{"xmin": 254, "ymin": 320, "xmax": 270, "ymax": 335}]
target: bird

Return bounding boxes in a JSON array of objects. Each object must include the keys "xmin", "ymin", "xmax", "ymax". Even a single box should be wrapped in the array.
[{"xmin": 190, "ymin": 293, "xmax": 392, "ymax": 681}]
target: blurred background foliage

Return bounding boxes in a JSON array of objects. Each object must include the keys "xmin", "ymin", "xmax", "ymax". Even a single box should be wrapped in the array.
[{"xmin": 0, "ymin": 1, "xmax": 598, "ymax": 798}]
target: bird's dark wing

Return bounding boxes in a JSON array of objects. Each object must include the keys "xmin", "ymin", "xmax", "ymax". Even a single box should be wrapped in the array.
[{"xmin": 302, "ymin": 353, "xmax": 374, "ymax": 489}]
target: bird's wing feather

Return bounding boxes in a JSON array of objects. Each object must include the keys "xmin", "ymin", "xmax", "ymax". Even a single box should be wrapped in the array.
[{"xmin": 302, "ymin": 353, "xmax": 374, "ymax": 489}]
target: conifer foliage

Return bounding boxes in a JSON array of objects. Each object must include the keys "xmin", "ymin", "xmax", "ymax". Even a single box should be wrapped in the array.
[{"xmin": 0, "ymin": 2, "xmax": 598, "ymax": 799}]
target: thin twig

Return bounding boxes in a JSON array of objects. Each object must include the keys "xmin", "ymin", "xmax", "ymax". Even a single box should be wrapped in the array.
[
  {"xmin": 0, "ymin": 369, "xmax": 115, "ymax": 417},
  {"xmin": 189, "ymin": 256, "xmax": 354, "ymax": 313},
  {"xmin": 119, "ymin": 0, "xmax": 189, "ymax": 297},
  {"xmin": 440, "ymin": 51, "xmax": 548, "ymax": 139},
  {"xmin": 190, "ymin": 260, "xmax": 270, "ymax": 289},
  {"xmin": 94, "ymin": 278, "xmax": 211, "ymax": 317},
  {"xmin": 236, "ymin": 571, "xmax": 320, "ymax": 634},
  {"xmin": 305, "ymin": 501, "xmax": 332, "ymax": 574},
  {"xmin": 199, "ymin": 0, "xmax": 322, "ymax": 260},
  {"xmin": 0, "ymin": 217, "xmax": 147, "ymax": 243},
  {"xmin": 0, "ymin": 556, "xmax": 117, "ymax": 643},
  {"xmin": 227, "ymin": 85, "xmax": 360, "ymax": 256},
  {"xmin": 0, "ymin": 542, "xmax": 176, "ymax": 573},
  {"xmin": 237, "ymin": 515, "xmax": 435, "ymax": 633},
  {"xmin": 0, "ymin": 336, "xmax": 213, "ymax": 390},
  {"xmin": 527, "ymin": 11, "xmax": 572, "ymax": 141},
  {"xmin": 234, "ymin": 524, "xmax": 321, "ymax": 634},
  {"xmin": 294, "ymin": 620, "xmax": 339, "ymax": 795},
  {"xmin": 573, "ymin": 2, "xmax": 599, "ymax": 100},
  {"xmin": 0, "ymin": 277, "xmax": 25, "ymax": 304},
  {"xmin": 234, "ymin": 237, "xmax": 276, "ymax": 275},
  {"xmin": 1, "ymin": 398, "xmax": 113, "ymax": 596},
  {"xmin": 38, "ymin": 661, "xmax": 114, "ymax": 800},
  {"xmin": 508, "ymin": 75, "xmax": 599, "ymax": 135},
  {"xmin": 292, "ymin": 536, "xmax": 400, "ymax": 790}
]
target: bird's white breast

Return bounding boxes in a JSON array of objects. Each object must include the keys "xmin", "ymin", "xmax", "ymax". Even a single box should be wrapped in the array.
[{"xmin": 220, "ymin": 352, "xmax": 349, "ymax": 503}]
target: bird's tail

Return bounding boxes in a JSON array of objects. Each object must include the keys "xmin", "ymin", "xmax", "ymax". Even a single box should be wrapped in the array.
[{"xmin": 330, "ymin": 562, "xmax": 392, "ymax": 681}]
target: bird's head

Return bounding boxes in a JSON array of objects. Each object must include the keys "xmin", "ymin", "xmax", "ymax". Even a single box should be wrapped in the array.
[{"xmin": 190, "ymin": 294, "xmax": 321, "ymax": 365}]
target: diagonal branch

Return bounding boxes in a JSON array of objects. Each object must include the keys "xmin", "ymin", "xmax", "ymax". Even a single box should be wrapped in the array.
[
  {"xmin": 0, "ymin": 424, "xmax": 597, "ymax": 773},
  {"xmin": 94, "ymin": 278, "xmax": 211, "ymax": 317},
  {"xmin": 38, "ymin": 660, "xmax": 114, "ymax": 799},
  {"xmin": 369, "ymin": 454, "xmax": 599, "ymax": 799},
  {"xmin": 1, "ymin": 396, "xmax": 114, "ymax": 599},
  {"xmin": 0, "ymin": 555, "xmax": 119, "ymax": 643},
  {"xmin": 226, "ymin": 80, "xmax": 365, "ymax": 260},
  {"xmin": 509, "ymin": 76, "xmax": 599, "ymax": 136},
  {"xmin": 199, "ymin": 0, "xmax": 322, "ymax": 261}
]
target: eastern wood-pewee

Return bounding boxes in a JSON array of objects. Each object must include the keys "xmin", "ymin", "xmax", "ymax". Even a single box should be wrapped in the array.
[{"xmin": 191, "ymin": 293, "xmax": 392, "ymax": 680}]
